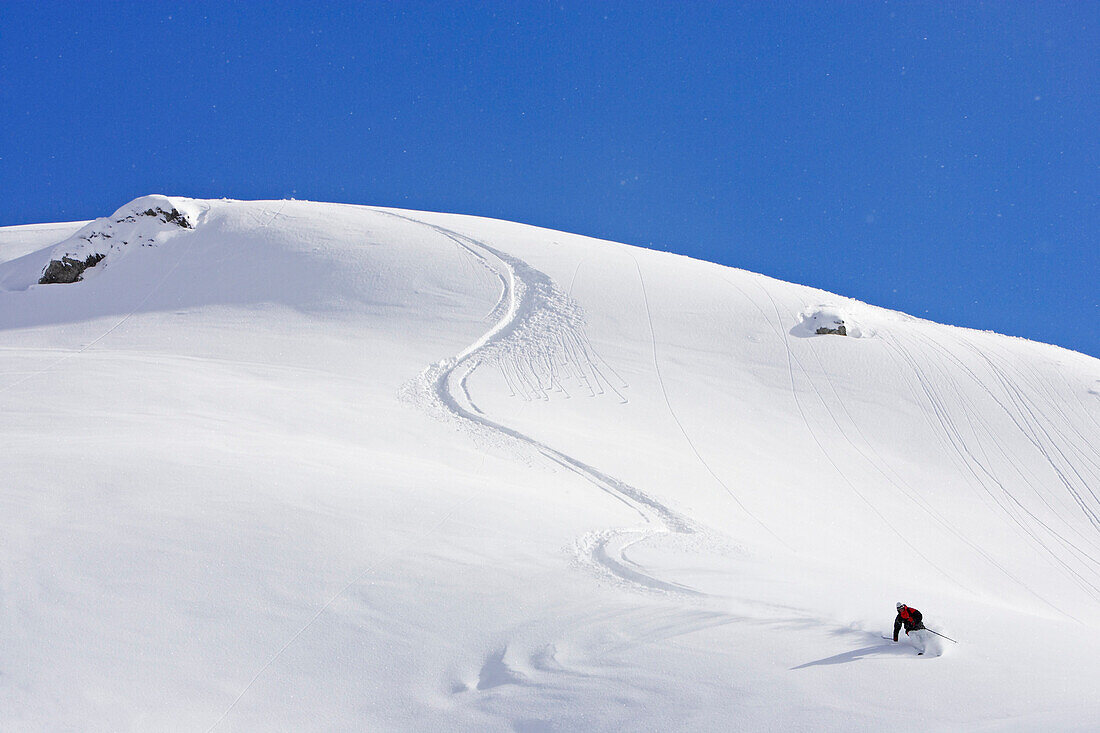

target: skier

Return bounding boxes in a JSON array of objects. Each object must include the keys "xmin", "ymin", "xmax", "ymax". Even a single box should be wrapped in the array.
[{"xmin": 893, "ymin": 602, "xmax": 929, "ymax": 654}]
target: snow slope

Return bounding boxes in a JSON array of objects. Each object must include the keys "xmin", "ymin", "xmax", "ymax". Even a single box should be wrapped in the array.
[
  {"xmin": 0, "ymin": 220, "xmax": 88, "ymax": 263},
  {"xmin": 2, "ymin": 197, "xmax": 1098, "ymax": 731}
]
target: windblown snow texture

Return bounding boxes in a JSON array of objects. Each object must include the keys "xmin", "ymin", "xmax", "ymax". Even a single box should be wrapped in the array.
[{"xmin": 1, "ymin": 197, "xmax": 1098, "ymax": 731}]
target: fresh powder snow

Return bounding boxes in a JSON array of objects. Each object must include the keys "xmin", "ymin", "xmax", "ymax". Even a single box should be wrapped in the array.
[{"xmin": 1, "ymin": 197, "xmax": 1098, "ymax": 730}]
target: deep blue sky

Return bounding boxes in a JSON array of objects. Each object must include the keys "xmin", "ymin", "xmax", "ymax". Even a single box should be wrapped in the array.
[{"xmin": 2, "ymin": 2, "xmax": 1097, "ymax": 357}]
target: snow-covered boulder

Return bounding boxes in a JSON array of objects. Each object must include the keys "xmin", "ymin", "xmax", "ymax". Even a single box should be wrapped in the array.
[
  {"xmin": 795, "ymin": 304, "xmax": 864, "ymax": 337},
  {"xmin": 38, "ymin": 195, "xmax": 202, "ymax": 284}
]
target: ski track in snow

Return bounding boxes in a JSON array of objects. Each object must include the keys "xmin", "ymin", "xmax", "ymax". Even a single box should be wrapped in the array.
[
  {"xmin": 730, "ymin": 276, "xmax": 968, "ymax": 592},
  {"xmin": 378, "ymin": 210, "xmax": 707, "ymax": 596},
  {"xmin": 625, "ymin": 249, "xmax": 790, "ymax": 549},
  {"xmin": 795, "ymin": 331, "xmax": 1052, "ymax": 610},
  {"xmin": 883, "ymin": 334, "xmax": 1098, "ymax": 616}
]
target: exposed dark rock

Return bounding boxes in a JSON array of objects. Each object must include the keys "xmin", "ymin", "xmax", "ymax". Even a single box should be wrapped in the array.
[
  {"xmin": 152, "ymin": 207, "xmax": 192, "ymax": 228},
  {"xmin": 115, "ymin": 206, "xmax": 191, "ymax": 228},
  {"xmin": 816, "ymin": 323, "xmax": 847, "ymax": 336},
  {"xmin": 39, "ymin": 253, "xmax": 106, "ymax": 284}
]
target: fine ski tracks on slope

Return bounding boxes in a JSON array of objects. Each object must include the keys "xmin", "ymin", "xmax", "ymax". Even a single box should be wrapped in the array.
[
  {"xmin": 711, "ymin": 268, "xmax": 1100, "ymax": 622},
  {"xmin": 626, "ymin": 250, "xmax": 789, "ymax": 548}
]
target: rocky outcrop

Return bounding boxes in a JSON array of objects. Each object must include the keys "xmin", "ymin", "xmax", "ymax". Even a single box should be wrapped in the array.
[
  {"xmin": 38, "ymin": 253, "xmax": 106, "ymax": 284},
  {"xmin": 37, "ymin": 196, "xmax": 198, "ymax": 285},
  {"xmin": 116, "ymin": 206, "xmax": 193, "ymax": 229}
]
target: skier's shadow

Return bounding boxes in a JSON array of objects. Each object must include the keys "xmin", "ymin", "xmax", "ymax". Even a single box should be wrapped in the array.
[{"xmin": 791, "ymin": 636, "xmax": 916, "ymax": 669}]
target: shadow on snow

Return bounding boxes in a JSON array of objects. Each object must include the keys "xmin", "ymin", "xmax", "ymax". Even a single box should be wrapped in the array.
[{"xmin": 791, "ymin": 636, "xmax": 917, "ymax": 669}]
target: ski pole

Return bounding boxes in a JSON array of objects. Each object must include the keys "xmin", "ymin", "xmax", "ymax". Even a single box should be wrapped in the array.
[{"xmin": 925, "ymin": 628, "xmax": 958, "ymax": 644}]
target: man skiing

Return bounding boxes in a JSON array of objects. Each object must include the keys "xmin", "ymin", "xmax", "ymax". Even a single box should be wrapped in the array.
[{"xmin": 893, "ymin": 602, "xmax": 929, "ymax": 654}]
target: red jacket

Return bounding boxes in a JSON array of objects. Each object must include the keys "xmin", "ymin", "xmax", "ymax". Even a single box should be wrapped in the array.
[{"xmin": 893, "ymin": 605, "xmax": 925, "ymax": 641}]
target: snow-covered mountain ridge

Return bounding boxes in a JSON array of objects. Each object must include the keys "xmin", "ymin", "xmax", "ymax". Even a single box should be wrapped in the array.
[{"xmin": 1, "ymin": 197, "xmax": 1098, "ymax": 730}]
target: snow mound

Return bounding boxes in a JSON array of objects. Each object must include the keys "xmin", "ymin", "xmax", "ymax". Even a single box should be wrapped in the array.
[
  {"xmin": 36, "ymin": 195, "xmax": 204, "ymax": 284},
  {"xmin": 793, "ymin": 304, "xmax": 865, "ymax": 338}
]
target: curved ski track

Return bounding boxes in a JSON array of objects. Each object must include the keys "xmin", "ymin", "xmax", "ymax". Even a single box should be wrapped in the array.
[
  {"xmin": 205, "ymin": 211, "xmax": 703, "ymax": 731},
  {"xmin": 380, "ymin": 210, "xmax": 703, "ymax": 596}
]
